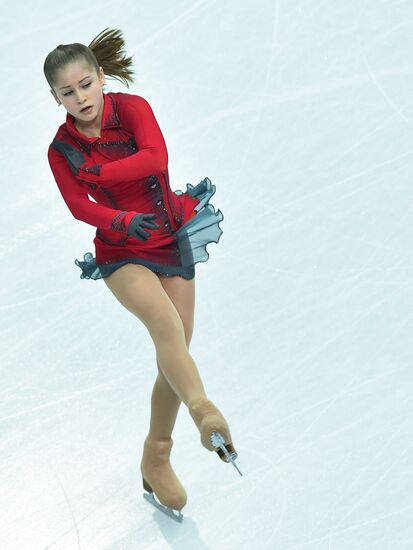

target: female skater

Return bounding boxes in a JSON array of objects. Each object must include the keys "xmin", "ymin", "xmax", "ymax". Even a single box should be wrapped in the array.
[{"xmin": 44, "ymin": 28, "xmax": 241, "ymax": 522}]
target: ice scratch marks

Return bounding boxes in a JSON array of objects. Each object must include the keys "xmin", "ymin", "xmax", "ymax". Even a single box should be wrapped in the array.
[
  {"xmin": 246, "ymin": 437, "xmax": 286, "ymax": 550},
  {"xmin": 266, "ymin": 146, "xmax": 413, "ymax": 213},
  {"xmin": 281, "ymin": 504, "xmax": 413, "ymax": 549},
  {"xmin": 0, "ymin": 287, "xmax": 106, "ymax": 367},
  {"xmin": 169, "ymin": 63, "xmax": 413, "ymax": 141},
  {"xmin": 272, "ymin": 377, "xmax": 358, "ymax": 469},
  {"xmin": 233, "ymin": 0, "xmax": 280, "ymax": 185},
  {"xmin": 0, "ymin": 2, "xmax": 115, "ymax": 49},
  {"xmin": 0, "ymin": 370, "xmax": 141, "ymax": 425},
  {"xmin": 44, "ymin": 465, "xmax": 82, "ymax": 550},
  {"xmin": 256, "ymin": 368, "xmax": 398, "ymax": 441},
  {"xmin": 355, "ymin": 2, "xmax": 413, "ymax": 126},
  {"xmin": 128, "ymin": 0, "xmax": 214, "ymax": 52},
  {"xmin": 332, "ymin": 421, "xmax": 413, "ymax": 530},
  {"xmin": 0, "ymin": 288, "xmax": 73, "ymax": 312},
  {"xmin": 0, "ymin": 218, "xmax": 62, "ymax": 258}
]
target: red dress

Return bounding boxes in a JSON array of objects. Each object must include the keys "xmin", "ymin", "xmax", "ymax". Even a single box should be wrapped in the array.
[{"xmin": 47, "ymin": 92, "xmax": 224, "ymax": 280}]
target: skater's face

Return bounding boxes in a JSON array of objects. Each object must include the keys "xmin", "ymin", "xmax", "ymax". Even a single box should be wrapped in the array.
[{"xmin": 50, "ymin": 60, "xmax": 106, "ymax": 133}]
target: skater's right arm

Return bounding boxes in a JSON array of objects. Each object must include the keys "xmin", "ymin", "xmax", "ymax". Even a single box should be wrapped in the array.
[{"xmin": 48, "ymin": 145, "xmax": 138, "ymax": 233}]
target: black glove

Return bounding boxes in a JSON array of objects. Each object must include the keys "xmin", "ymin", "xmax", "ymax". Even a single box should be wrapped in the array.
[{"xmin": 127, "ymin": 213, "xmax": 160, "ymax": 241}]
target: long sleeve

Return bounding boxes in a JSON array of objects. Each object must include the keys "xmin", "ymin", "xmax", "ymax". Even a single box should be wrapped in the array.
[
  {"xmin": 76, "ymin": 95, "xmax": 168, "ymax": 185},
  {"xmin": 48, "ymin": 145, "xmax": 138, "ymax": 232}
]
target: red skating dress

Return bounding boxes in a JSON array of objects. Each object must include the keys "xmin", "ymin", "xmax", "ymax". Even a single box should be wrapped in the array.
[{"xmin": 47, "ymin": 91, "xmax": 224, "ymax": 280}]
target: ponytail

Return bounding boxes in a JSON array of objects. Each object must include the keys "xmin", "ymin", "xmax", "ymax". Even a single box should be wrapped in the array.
[{"xmin": 43, "ymin": 27, "xmax": 135, "ymax": 91}]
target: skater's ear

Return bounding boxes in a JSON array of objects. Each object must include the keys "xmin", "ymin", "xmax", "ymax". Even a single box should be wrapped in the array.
[
  {"xmin": 50, "ymin": 88, "xmax": 61, "ymax": 106},
  {"xmin": 98, "ymin": 66, "xmax": 106, "ymax": 89}
]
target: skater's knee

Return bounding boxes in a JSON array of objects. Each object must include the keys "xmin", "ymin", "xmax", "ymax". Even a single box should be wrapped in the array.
[{"xmin": 148, "ymin": 310, "xmax": 185, "ymax": 344}]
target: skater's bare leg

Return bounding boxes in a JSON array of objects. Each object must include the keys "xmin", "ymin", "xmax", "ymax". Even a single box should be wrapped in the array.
[
  {"xmin": 148, "ymin": 272, "xmax": 195, "ymax": 439},
  {"xmin": 148, "ymin": 367, "xmax": 181, "ymax": 440},
  {"xmin": 103, "ymin": 263, "xmax": 206, "ymax": 406},
  {"xmin": 104, "ymin": 263, "xmax": 240, "ymax": 475}
]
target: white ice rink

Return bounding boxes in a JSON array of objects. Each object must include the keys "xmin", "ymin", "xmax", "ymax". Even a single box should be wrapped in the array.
[{"xmin": 1, "ymin": 1, "xmax": 413, "ymax": 548}]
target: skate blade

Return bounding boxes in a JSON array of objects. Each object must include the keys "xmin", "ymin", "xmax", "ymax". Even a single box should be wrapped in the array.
[
  {"xmin": 210, "ymin": 431, "xmax": 243, "ymax": 476},
  {"xmin": 143, "ymin": 491, "xmax": 184, "ymax": 522}
]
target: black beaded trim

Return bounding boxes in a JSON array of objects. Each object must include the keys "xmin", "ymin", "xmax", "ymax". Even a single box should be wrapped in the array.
[
  {"xmin": 147, "ymin": 174, "xmax": 181, "ymax": 257},
  {"xmin": 128, "ymin": 137, "xmax": 138, "ymax": 152},
  {"xmin": 60, "ymin": 133, "xmax": 137, "ymax": 159},
  {"xmin": 100, "ymin": 185, "xmax": 117, "ymax": 207},
  {"xmin": 96, "ymin": 136, "xmax": 138, "ymax": 151},
  {"xmin": 97, "ymin": 185, "xmax": 129, "ymax": 245},
  {"xmin": 81, "ymin": 163, "xmax": 101, "ymax": 175},
  {"xmin": 103, "ymin": 94, "xmax": 121, "ymax": 128},
  {"xmin": 147, "ymin": 175, "xmax": 171, "ymax": 235},
  {"xmin": 111, "ymin": 211, "xmax": 128, "ymax": 232},
  {"xmin": 94, "ymin": 137, "xmax": 138, "ymax": 161},
  {"xmin": 82, "ymin": 181, "xmax": 97, "ymax": 191}
]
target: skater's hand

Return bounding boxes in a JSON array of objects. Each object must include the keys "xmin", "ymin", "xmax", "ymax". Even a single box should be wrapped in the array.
[{"xmin": 127, "ymin": 213, "xmax": 160, "ymax": 241}]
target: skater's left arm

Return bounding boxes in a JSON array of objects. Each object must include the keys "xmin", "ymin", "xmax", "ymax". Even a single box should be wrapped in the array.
[{"xmin": 74, "ymin": 95, "xmax": 168, "ymax": 185}]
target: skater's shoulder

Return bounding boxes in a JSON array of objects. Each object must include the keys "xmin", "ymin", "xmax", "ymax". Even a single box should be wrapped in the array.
[
  {"xmin": 47, "ymin": 123, "xmax": 68, "ymax": 156},
  {"xmin": 107, "ymin": 90, "xmax": 150, "ymax": 104},
  {"xmin": 107, "ymin": 91, "xmax": 156, "ymax": 114},
  {"xmin": 48, "ymin": 119, "xmax": 72, "ymax": 149}
]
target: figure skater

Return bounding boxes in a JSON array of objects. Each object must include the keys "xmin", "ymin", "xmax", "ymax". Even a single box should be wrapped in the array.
[{"xmin": 44, "ymin": 27, "xmax": 242, "ymax": 522}]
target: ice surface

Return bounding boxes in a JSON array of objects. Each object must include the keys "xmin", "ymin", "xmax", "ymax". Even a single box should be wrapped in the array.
[{"xmin": 1, "ymin": 1, "xmax": 412, "ymax": 549}]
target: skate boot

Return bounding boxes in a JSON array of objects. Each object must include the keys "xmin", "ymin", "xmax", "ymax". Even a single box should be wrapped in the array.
[
  {"xmin": 140, "ymin": 436, "xmax": 187, "ymax": 522},
  {"xmin": 188, "ymin": 397, "xmax": 243, "ymax": 476}
]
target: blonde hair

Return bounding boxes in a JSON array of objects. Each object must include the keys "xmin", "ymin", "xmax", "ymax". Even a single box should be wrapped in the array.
[{"xmin": 43, "ymin": 27, "xmax": 135, "ymax": 90}]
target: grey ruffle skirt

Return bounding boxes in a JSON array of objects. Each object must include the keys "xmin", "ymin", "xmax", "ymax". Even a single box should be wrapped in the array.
[{"xmin": 74, "ymin": 177, "xmax": 224, "ymax": 280}]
